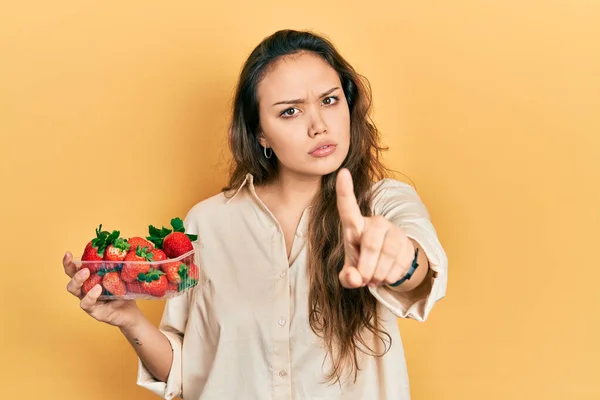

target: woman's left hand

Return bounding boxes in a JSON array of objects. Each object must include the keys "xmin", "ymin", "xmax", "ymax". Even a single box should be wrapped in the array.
[{"xmin": 336, "ymin": 168, "xmax": 416, "ymax": 289}]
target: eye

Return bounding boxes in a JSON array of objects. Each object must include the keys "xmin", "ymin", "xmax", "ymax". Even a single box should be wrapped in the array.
[
  {"xmin": 322, "ymin": 96, "xmax": 339, "ymax": 106},
  {"xmin": 280, "ymin": 107, "xmax": 298, "ymax": 118}
]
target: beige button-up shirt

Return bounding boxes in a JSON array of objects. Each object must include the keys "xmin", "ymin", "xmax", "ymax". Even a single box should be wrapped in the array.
[{"xmin": 137, "ymin": 174, "xmax": 448, "ymax": 400}]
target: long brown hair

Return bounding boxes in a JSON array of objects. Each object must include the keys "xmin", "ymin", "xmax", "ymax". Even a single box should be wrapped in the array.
[{"xmin": 222, "ymin": 29, "xmax": 393, "ymax": 383}]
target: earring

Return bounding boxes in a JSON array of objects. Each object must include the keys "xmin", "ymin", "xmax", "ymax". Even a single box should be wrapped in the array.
[{"xmin": 264, "ymin": 147, "xmax": 272, "ymax": 159}]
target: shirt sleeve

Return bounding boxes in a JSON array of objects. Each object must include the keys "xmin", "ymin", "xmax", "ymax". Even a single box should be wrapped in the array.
[
  {"xmin": 367, "ymin": 179, "xmax": 448, "ymax": 322},
  {"xmin": 136, "ymin": 213, "xmax": 199, "ymax": 399},
  {"xmin": 136, "ymin": 291, "xmax": 191, "ymax": 399}
]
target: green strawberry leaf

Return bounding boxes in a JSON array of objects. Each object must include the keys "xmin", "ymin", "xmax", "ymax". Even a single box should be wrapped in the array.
[
  {"xmin": 186, "ymin": 233, "xmax": 198, "ymax": 242},
  {"xmin": 178, "ymin": 263, "xmax": 189, "ymax": 280},
  {"xmin": 146, "ymin": 224, "xmax": 173, "ymax": 249},
  {"xmin": 171, "ymin": 217, "xmax": 185, "ymax": 232},
  {"xmin": 106, "ymin": 230, "xmax": 120, "ymax": 245},
  {"xmin": 148, "ymin": 225, "xmax": 162, "ymax": 237},
  {"xmin": 146, "ymin": 236, "xmax": 162, "ymax": 248},
  {"xmin": 114, "ymin": 237, "xmax": 130, "ymax": 251}
]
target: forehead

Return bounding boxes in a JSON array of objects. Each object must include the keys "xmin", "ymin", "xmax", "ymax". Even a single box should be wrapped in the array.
[{"xmin": 257, "ymin": 52, "xmax": 341, "ymax": 102}]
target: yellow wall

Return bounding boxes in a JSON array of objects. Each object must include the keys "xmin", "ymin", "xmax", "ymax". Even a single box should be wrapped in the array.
[{"xmin": 1, "ymin": 1, "xmax": 598, "ymax": 399}]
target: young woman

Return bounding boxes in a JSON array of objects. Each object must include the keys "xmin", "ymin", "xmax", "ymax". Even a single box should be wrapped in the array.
[{"xmin": 63, "ymin": 29, "xmax": 448, "ymax": 400}]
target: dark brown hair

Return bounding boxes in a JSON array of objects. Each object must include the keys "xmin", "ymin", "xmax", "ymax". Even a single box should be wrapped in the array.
[{"xmin": 222, "ymin": 29, "xmax": 392, "ymax": 383}]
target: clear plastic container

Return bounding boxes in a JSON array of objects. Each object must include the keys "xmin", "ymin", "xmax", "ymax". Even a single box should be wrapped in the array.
[{"xmin": 73, "ymin": 249, "xmax": 198, "ymax": 300}]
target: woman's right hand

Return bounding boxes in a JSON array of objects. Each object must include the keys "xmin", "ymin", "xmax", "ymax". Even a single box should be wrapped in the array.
[{"xmin": 63, "ymin": 251, "xmax": 143, "ymax": 330}]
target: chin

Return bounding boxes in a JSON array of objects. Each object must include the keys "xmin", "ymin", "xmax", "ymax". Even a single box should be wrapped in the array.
[{"xmin": 297, "ymin": 158, "xmax": 345, "ymax": 178}]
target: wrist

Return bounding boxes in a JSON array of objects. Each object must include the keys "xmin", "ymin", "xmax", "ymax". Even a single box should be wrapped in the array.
[
  {"xmin": 388, "ymin": 246, "xmax": 420, "ymax": 288},
  {"xmin": 387, "ymin": 239, "xmax": 430, "ymax": 292},
  {"xmin": 118, "ymin": 310, "xmax": 145, "ymax": 334}
]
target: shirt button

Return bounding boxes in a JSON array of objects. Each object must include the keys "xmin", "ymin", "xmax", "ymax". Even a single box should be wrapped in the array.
[
  {"xmin": 278, "ymin": 318, "xmax": 286, "ymax": 326},
  {"xmin": 279, "ymin": 370, "xmax": 287, "ymax": 377},
  {"xmin": 296, "ymin": 230, "xmax": 303, "ymax": 237},
  {"xmin": 280, "ymin": 270, "xmax": 287, "ymax": 278}
]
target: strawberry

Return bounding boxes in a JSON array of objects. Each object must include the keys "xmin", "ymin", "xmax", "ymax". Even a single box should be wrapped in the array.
[
  {"xmin": 104, "ymin": 237, "xmax": 130, "ymax": 261},
  {"xmin": 126, "ymin": 280, "xmax": 145, "ymax": 294},
  {"xmin": 188, "ymin": 263, "xmax": 199, "ymax": 280},
  {"xmin": 81, "ymin": 224, "xmax": 110, "ymax": 273},
  {"xmin": 149, "ymin": 249, "xmax": 168, "ymax": 262},
  {"xmin": 81, "ymin": 247, "xmax": 104, "ymax": 274},
  {"xmin": 121, "ymin": 245, "xmax": 153, "ymax": 283},
  {"xmin": 81, "ymin": 225, "xmax": 125, "ymax": 272},
  {"xmin": 81, "ymin": 273, "xmax": 102, "ymax": 295},
  {"xmin": 102, "ymin": 271, "xmax": 126, "ymax": 296},
  {"xmin": 127, "ymin": 237, "xmax": 154, "ymax": 252},
  {"xmin": 179, "ymin": 263, "xmax": 199, "ymax": 291},
  {"xmin": 166, "ymin": 282, "xmax": 179, "ymax": 292},
  {"xmin": 163, "ymin": 232, "xmax": 194, "ymax": 259},
  {"xmin": 146, "ymin": 217, "xmax": 198, "ymax": 258},
  {"xmin": 161, "ymin": 262, "xmax": 186, "ymax": 284},
  {"xmin": 138, "ymin": 269, "xmax": 168, "ymax": 297},
  {"xmin": 160, "ymin": 262, "xmax": 200, "ymax": 291}
]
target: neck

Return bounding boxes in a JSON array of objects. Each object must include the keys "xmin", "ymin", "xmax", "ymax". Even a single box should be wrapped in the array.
[{"xmin": 262, "ymin": 169, "xmax": 322, "ymax": 209}]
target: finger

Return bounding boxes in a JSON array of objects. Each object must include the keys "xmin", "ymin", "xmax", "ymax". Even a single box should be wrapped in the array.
[
  {"xmin": 368, "ymin": 226, "xmax": 402, "ymax": 286},
  {"xmin": 63, "ymin": 251, "xmax": 77, "ymax": 278},
  {"xmin": 66, "ymin": 267, "xmax": 90, "ymax": 298},
  {"xmin": 356, "ymin": 217, "xmax": 388, "ymax": 284},
  {"xmin": 339, "ymin": 265, "xmax": 363, "ymax": 289},
  {"xmin": 80, "ymin": 284, "xmax": 103, "ymax": 312},
  {"xmin": 336, "ymin": 168, "xmax": 364, "ymax": 233}
]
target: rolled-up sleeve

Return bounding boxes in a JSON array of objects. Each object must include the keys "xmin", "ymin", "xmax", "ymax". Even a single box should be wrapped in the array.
[
  {"xmin": 137, "ymin": 214, "xmax": 198, "ymax": 399},
  {"xmin": 367, "ymin": 179, "xmax": 448, "ymax": 322},
  {"xmin": 136, "ymin": 291, "xmax": 190, "ymax": 399}
]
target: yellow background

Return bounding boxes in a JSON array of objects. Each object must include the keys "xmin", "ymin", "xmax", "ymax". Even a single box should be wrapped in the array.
[{"xmin": 1, "ymin": 1, "xmax": 598, "ymax": 399}]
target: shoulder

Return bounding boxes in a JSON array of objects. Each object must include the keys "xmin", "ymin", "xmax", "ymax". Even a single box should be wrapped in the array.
[
  {"xmin": 182, "ymin": 191, "xmax": 230, "ymax": 233},
  {"xmin": 370, "ymin": 178, "xmax": 429, "ymax": 217},
  {"xmin": 370, "ymin": 178, "xmax": 420, "ymax": 202}
]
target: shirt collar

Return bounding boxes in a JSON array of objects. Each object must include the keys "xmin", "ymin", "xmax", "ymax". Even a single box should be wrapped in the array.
[
  {"xmin": 225, "ymin": 173, "xmax": 254, "ymax": 204},
  {"xmin": 225, "ymin": 172, "xmax": 314, "ymax": 212}
]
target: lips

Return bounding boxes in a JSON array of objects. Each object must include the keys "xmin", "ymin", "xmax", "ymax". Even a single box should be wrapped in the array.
[
  {"xmin": 309, "ymin": 143, "xmax": 337, "ymax": 158},
  {"xmin": 309, "ymin": 142, "xmax": 336, "ymax": 154}
]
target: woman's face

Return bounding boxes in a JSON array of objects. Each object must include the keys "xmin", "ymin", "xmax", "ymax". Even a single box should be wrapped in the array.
[{"xmin": 256, "ymin": 51, "xmax": 351, "ymax": 179}]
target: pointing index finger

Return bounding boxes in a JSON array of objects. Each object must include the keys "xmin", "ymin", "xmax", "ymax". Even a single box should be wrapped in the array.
[{"xmin": 336, "ymin": 168, "xmax": 364, "ymax": 232}]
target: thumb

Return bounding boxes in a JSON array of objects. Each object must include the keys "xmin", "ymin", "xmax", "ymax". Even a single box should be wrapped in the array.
[{"xmin": 339, "ymin": 265, "xmax": 363, "ymax": 289}]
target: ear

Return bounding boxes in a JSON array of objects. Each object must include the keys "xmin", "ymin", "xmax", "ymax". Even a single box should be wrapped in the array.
[{"xmin": 257, "ymin": 129, "xmax": 268, "ymax": 148}]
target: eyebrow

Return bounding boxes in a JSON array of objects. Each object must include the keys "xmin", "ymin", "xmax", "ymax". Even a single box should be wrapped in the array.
[{"xmin": 272, "ymin": 87, "xmax": 340, "ymax": 106}]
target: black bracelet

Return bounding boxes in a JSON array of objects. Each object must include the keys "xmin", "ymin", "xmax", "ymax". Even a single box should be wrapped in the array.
[{"xmin": 389, "ymin": 247, "xmax": 420, "ymax": 287}]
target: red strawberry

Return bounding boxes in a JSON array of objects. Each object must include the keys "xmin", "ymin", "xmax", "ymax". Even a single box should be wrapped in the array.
[
  {"xmin": 149, "ymin": 249, "xmax": 168, "ymax": 262},
  {"xmin": 138, "ymin": 269, "xmax": 168, "ymax": 297},
  {"xmin": 121, "ymin": 246, "xmax": 153, "ymax": 283},
  {"xmin": 126, "ymin": 280, "xmax": 145, "ymax": 294},
  {"xmin": 166, "ymin": 282, "xmax": 179, "ymax": 292},
  {"xmin": 81, "ymin": 273, "xmax": 102, "ymax": 295},
  {"xmin": 146, "ymin": 217, "xmax": 198, "ymax": 258},
  {"xmin": 163, "ymin": 232, "xmax": 194, "ymax": 258},
  {"xmin": 81, "ymin": 224, "xmax": 123, "ymax": 273},
  {"xmin": 81, "ymin": 246, "xmax": 104, "ymax": 274},
  {"xmin": 161, "ymin": 262, "xmax": 186, "ymax": 284},
  {"xmin": 188, "ymin": 263, "xmax": 199, "ymax": 280},
  {"xmin": 102, "ymin": 271, "xmax": 126, "ymax": 296},
  {"xmin": 104, "ymin": 238, "xmax": 130, "ymax": 261},
  {"xmin": 127, "ymin": 237, "xmax": 154, "ymax": 252}
]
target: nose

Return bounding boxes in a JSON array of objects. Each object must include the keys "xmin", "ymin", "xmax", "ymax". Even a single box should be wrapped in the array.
[{"xmin": 308, "ymin": 108, "xmax": 327, "ymax": 137}]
